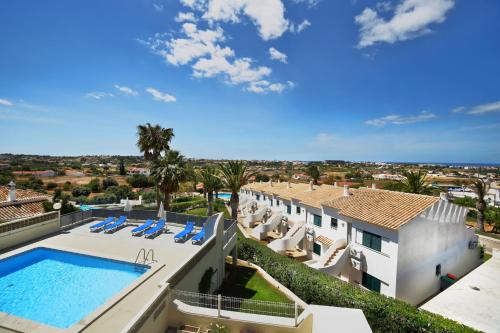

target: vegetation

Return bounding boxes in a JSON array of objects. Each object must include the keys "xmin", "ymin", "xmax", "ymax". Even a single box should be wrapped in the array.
[
  {"xmin": 472, "ymin": 179, "xmax": 489, "ymax": 232},
  {"xmin": 401, "ymin": 170, "xmax": 431, "ymax": 194},
  {"xmin": 102, "ymin": 177, "xmax": 118, "ymax": 190},
  {"xmin": 87, "ymin": 178, "xmax": 101, "ymax": 193},
  {"xmin": 71, "ymin": 186, "xmax": 91, "ymax": 197},
  {"xmin": 237, "ymin": 235, "xmax": 478, "ymax": 333},
  {"xmin": 199, "ymin": 166, "xmax": 223, "ymax": 216},
  {"xmin": 306, "ymin": 164, "xmax": 321, "ymax": 185},
  {"xmin": 198, "ymin": 267, "xmax": 214, "ymax": 293},
  {"xmin": 127, "ymin": 174, "xmax": 152, "ymax": 188},
  {"xmin": 150, "ymin": 150, "xmax": 187, "ymax": 210},
  {"xmin": 219, "ymin": 161, "xmax": 253, "ymax": 220}
]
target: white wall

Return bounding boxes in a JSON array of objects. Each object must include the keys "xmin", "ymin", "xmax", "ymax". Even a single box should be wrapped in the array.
[{"xmin": 396, "ymin": 200, "xmax": 480, "ymax": 305}]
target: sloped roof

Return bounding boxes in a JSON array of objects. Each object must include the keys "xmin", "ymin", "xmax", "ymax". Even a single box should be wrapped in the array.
[
  {"xmin": 293, "ymin": 185, "xmax": 345, "ymax": 209},
  {"xmin": 0, "ymin": 187, "xmax": 50, "ymax": 222}
]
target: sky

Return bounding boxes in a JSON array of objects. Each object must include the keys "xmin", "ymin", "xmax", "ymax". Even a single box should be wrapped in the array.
[{"xmin": 0, "ymin": 0, "xmax": 499, "ymax": 163}]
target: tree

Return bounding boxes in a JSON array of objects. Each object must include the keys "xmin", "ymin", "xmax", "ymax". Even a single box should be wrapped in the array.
[
  {"xmin": 150, "ymin": 150, "xmax": 187, "ymax": 210},
  {"xmin": 102, "ymin": 177, "xmax": 118, "ymax": 190},
  {"xmin": 199, "ymin": 167, "xmax": 223, "ymax": 216},
  {"xmin": 307, "ymin": 165, "xmax": 321, "ymax": 185},
  {"xmin": 119, "ymin": 159, "xmax": 126, "ymax": 176},
  {"xmin": 472, "ymin": 179, "xmax": 490, "ymax": 232},
  {"xmin": 255, "ymin": 173, "xmax": 270, "ymax": 182},
  {"xmin": 127, "ymin": 174, "xmax": 152, "ymax": 188},
  {"xmin": 137, "ymin": 123, "xmax": 174, "ymax": 206},
  {"xmin": 219, "ymin": 161, "xmax": 253, "ymax": 220},
  {"xmin": 87, "ymin": 178, "xmax": 101, "ymax": 193},
  {"xmin": 72, "ymin": 186, "xmax": 90, "ymax": 197},
  {"xmin": 401, "ymin": 170, "xmax": 431, "ymax": 194},
  {"xmin": 105, "ymin": 185, "xmax": 136, "ymax": 202}
]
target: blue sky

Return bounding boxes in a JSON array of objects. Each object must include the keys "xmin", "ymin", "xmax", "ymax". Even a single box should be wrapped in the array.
[{"xmin": 0, "ymin": 0, "xmax": 499, "ymax": 163}]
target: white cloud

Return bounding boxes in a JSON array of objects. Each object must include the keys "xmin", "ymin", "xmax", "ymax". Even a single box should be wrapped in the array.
[
  {"xmin": 355, "ymin": 0, "xmax": 455, "ymax": 48},
  {"xmin": 182, "ymin": 0, "xmax": 289, "ymax": 40},
  {"xmin": 146, "ymin": 87, "xmax": 177, "ymax": 103},
  {"xmin": 291, "ymin": 0, "xmax": 320, "ymax": 7},
  {"xmin": 84, "ymin": 92, "xmax": 113, "ymax": 100},
  {"xmin": 141, "ymin": 22, "xmax": 290, "ymax": 93},
  {"xmin": 175, "ymin": 12, "xmax": 198, "ymax": 22},
  {"xmin": 0, "ymin": 98, "xmax": 13, "ymax": 106},
  {"xmin": 365, "ymin": 111, "xmax": 436, "ymax": 126},
  {"xmin": 153, "ymin": 3, "xmax": 164, "ymax": 12},
  {"xmin": 269, "ymin": 47, "xmax": 287, "ymax": 63},
  {"xmin": 451, "ymin": 101, "xmax": 500, "ymax": 115},
  {"xmin": 314, "ymin": 132, "xmax": 336, "ymax": 145},
  {"xmin": 114, "ymin": 85, "xmax": 138, "ymax": 96},
  {"xmin": 290, "ymin": 19, "xmax": 311, "ymax": 33}
]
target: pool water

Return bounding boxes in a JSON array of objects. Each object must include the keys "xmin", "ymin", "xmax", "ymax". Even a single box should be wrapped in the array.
[
  {"xmin": 0, "ymin": 248, "xmax": 148, "ymax": 329},
  {"xmin": 217, "ymin": 193, "xmax": 231, "ymax": 200}
]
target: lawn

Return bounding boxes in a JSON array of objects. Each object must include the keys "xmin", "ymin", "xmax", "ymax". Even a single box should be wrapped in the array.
[
  {"xmin": 186, "ymin": 206, "xmax": 231, "ymax": 219},
  {"xmin": 217, "ymin": 264, "xmax": 291, "ymax": 303}
]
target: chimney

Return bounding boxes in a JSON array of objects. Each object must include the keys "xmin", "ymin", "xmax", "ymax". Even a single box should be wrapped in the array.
[
  {"xmin": 309, "ymin": 181, "xmax": 314, "ymax": 191},
  {"xmin": 269, "ymin": 179, "xmax": 273, "ymax": 187},
  {"xmin": 334, "ymin": 182, "xmax": 338, "ymax": 188},
  {"xmin": 440, "ymin": 192, "xmax": 448, "ymax": 201},
  {"xmin": 7, "ymin": 181, "xmax": 16, "ymax": 202},
  {"xmin": 343, "ymin": 185, "xmax": 349, "ymax": 197},
  {"xmin": 372, "ymin": 183, "xmax": 376, "ymax": 190},
  {"xmin": 287, "ymin": 181, "xmax": 291, "ymax": 189}
]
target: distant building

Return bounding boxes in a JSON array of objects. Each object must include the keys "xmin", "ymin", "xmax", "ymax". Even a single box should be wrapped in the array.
[
  {"xmin": 0, "ymin": 182, "xmax": 50, "ymax": 222},
  {"xmin": 127, "ymin": 167, "xmax": 150, "ymax": 176},
  {"xmin": 12, "ymin": 170, "xmax": 56, "ymax": 177},
  {"xmin": 65, "ymin": 169, "xmax": 85, "ymax": 177},
  {"xmin": 372, "ymin": 173, "xmax": 404, "ymax": 181}
]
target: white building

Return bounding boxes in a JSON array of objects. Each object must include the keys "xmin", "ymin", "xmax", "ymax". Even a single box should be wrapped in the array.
[
  {"xmin": 240, "ymin": 181, "xmax": 480, "ymax": 305},
  {"xmin": 372, "ymin": 173, "xmax": 405, "ymax": 181},
  {"xmin": 448, "ymin": 187, "xmax": 500, "ymax": 207}
]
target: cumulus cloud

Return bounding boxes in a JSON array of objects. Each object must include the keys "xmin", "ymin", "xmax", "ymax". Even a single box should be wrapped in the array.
[
  {"xmin": 269, "ymin": 47, "xmax": 287, "ymax": 63},
  {"xmin": 84, "ymin": 92, "xmax": 113, "ymax": 100},
  {"xmin": 0, "ymin": 98, "xmax": 13, "ymax": 106},
  {"xmin": 175, "ymin": 12, "xmax": 198, "ymax": 22},
  {"xmin": 452, "ymin": 101, "xmax": 500, "ymax": 115},
  {"xmin": 153, "ymin": 3, "xmax": 164, "ymax": 12},
  {"xmin": 114, "ymin": 85, "xmax": 138, "ymax": 96},
  {"xmin": 140, "ymin": 22, "xmax": 290, "ymax": 93},
  {"xmin": 355, "ymin": 0, "xmax": 455, "ymax": 48},
  {"xmin": 146, "ymin": 88, "xmax": 177, "ymax": 103},
  {"xmin": 365, "ymin": 111, "xmax": 436, "ymax": 126}
]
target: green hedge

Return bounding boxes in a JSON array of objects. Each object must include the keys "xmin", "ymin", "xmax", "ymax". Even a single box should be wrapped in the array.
[
  {"xmin": 237, "ymin": 235, "xmax": 478, "ymax": 333},
  {"xmin": 170, "ymin": 198, "xmax": 207, "ymax": 212}
]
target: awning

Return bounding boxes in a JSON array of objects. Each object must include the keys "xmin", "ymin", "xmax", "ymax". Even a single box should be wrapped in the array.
[{"xmin": 316, "ymin": 235, "xmax": 334, "ymax": 246}]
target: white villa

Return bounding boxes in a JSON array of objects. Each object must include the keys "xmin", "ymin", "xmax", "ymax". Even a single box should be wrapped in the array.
[{"xmin": 239, "ymin": 181, "xmax": 481, "ymax": 305}]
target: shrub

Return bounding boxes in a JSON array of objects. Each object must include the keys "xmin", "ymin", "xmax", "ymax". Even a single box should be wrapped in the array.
[
  {"xmin": 87, "ymin": 178, "xmax": 101, "ymax": 193},
  {"xmin": 105, "ymin": 185, "xmax": 136, "ymax": 201},
  {"xmin": 170, "ymin": 198, "xmax": 206, "ymax": 212},
  {"xmin": 127, "ymin": 174, "xmax": 152, "ymax": 188},
  {"xmin": 46, "ymin": 182, "xmax": 58, "ymax": 190},
  {"xmin": 198, "ymin": 267, "xmax": 214, "ymax": 293},
  {"xmin": 102, "ymin": 177, "xmax": 118, "ymax": 190},
  {"xmin": 72, "ymin": 186, "xmax": 90, "ymax": 197},
  {"xmin": 237, "ymin": 236, "xmax": 478, "ymax": 333},
  {"xmin": 63, "ymin": 181, "xmax": 72, "ymax": 191},
  {"xmin": 141, "ymin": 191, "xmax": 157, "ymax": 204}
]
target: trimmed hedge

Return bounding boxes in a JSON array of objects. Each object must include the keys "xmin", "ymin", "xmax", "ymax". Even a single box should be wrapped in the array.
[
  {"xmin": 237, "ymin": 235, "xmax": 478, "ymax": 333},
  {"xmin": 170, "ymin": 198, "xmax": 207, "ymax": 212}
]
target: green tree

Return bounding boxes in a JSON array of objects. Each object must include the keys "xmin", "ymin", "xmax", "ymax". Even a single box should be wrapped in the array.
[
  {"xmin": 102, "ymin": 177, "xmax": 118, "ymax": 190},
  {"xmin": 46, "ymin": 182, "xmax": 58, "ymax": 190},
  {"xmin": 105, "ymin": 185, "xmax": 136, "ymax": 202},
  {"xmin": 401, "ymin": 170, "xmax": 431, "ymax": 194},
  {"xmin": 137, "ymin": 123, "xmax": 174, "ymax": 206},
  {"xmin": 127, "ymin": 174, "xmax": 152, "ymax": 188},
  {"xmin": 307, "ymin": 165, "xmax": 321, "ymax": 185},
  {"xmin": 72, "ymin": 186, "xmax": 91, "ymax": 197},
  {"xmin": 119, "ymin": 159, "xmax": 126, "ymax": 176},
  {"xmin": 87, "ymin": 178, "xmax": 101, "ymax": 193},
  {"xmin": 150, "ymin": 150, "xmax": 187, "ymax": 210},
  {"xmin": 472, "ymin": 179, "xmax": 490, "ymax": 232},
  {"xmin": 219, "ymin": 161, "xmax": 253, "ymax": 220},
  {"xmin": 255, "ymin": 173, "xmax": 270, "ymax": 182},
  {"xmin": 199, "ymin": 167, "xmax": 223, "ymax": 216}
]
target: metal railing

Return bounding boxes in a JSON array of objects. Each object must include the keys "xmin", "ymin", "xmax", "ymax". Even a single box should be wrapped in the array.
[
  {"xmin": 171, "ymin": 289, "xmax": 302, "ymax": 321},
  {"xmin": 223, "ymin": 220, "xmax": 237, "ymax": 245},
  {"xmin": 0, "ymin": 211, "xmax": 59, "ymax": 234},
  {"xmin": 60, "ymin": 210, "xmax": 92, "ymax": 228}
]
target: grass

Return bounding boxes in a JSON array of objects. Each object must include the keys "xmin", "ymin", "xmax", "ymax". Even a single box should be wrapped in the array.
[
  {"xmin": 186, "ymin": 205, "xmax": 231, "ymax": 219},
  {"xmin": 218, "ymin": 264, "xmax": 291, "ymax": 303},
  {"xmin": 483, "ymin": 252, "xmax": 492, "ymax": 262}
]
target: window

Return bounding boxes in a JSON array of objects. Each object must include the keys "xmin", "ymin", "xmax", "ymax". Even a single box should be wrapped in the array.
[
  {"xmin": 296, "ymin": 206, "xmax": 301, "ymax": 215},
  {"xmin": 435, "ymin": 264, "xmax": 441, "ymax": 276},
  {"xmin": 286, "ymin": 205, "xmax": 291, "ymax": 214},
  {"xmin": 313, "ymin": 214, "xmax": 322, "ymax": 227},
  {"xmin": 270, "ymin": 198, "xmax": 273, "ymax": 206},
  {"xmin": 362, "ymin": 231, "xmax": 382, "ymax": 252},
  {"xmin": 362, "ymin": 272, "xmax": 381, "ymax": 293},
  {"xmin": 330, "ymin": 217, "xmax": 338, "ymax": 229},
  {"xmin": 277, "ymin": 200, "xmax": 280, "ymax": 206},
  {"xmin": 256, "ymin": 194, "xmax": 260, "ymax": 201},
  {"xmin": 313, "ymin": 242, "xmax": 321, "ymax": 256}
]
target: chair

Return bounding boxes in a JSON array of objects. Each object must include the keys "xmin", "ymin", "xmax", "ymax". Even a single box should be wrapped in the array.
[
  {"xmin": 191, "ymin": 226, "xmax": 205, "ymax": 244},
  {"xmin": 174, "ymin": 222, "xmax": 195, "ymax": 242},
  {"xmin": 89, "ymin": 217, "xmax": 114, "ymax": 232},
  {"xmin": 144, "ymin": 219, "xmax": 166, "ymax": 239},
  {"xmin": 104, "ymin": 216, "xmax": 127, "ymax": 233},
  {"xmin": 131, "ymin": 219, "xmax": 155, "ymax": 236}
]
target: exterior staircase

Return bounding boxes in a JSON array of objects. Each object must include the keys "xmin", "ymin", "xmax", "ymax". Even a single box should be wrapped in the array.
[{"xmin": 267, "ymin": 221, "xmax": 306, "ymax": 254}]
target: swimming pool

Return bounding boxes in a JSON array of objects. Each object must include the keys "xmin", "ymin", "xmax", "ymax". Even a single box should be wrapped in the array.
[
  {"xmin": 0, "ymin": 247, "xmax": 148, "ymax": 329},
  {"xmin": 217, "ymin": 192, "xmax": 231, "ymax": 200}
]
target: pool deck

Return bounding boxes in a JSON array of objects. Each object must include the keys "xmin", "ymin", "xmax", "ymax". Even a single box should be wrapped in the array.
[{"xmin": 0, "ymin": 220, "xmax": 207, "ymax": 333}]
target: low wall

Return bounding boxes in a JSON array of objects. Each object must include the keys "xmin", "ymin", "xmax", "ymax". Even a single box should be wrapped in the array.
[
  {"xmin": 478, "ymin": 234, "xmax": 500, "ymax": 253},
  {"xmin": 0, "ymin": 212, "xmax": 60, "ymax": 251}
]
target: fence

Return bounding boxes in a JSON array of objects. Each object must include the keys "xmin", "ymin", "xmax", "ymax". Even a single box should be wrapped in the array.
[
  {"xmin": 223, "ymin": 220, "xmax": 237, "ymax": 245},
  {"xmin": 0, "ymin": 211, "xmax": 59, "ymax": 234},
  {"xmin": 170, "ymin": 290, "xmax": 302, "ymax": 322},
  {"xmin": 60, "ymin": 210, "xmax": 92, "ymax": 228}
]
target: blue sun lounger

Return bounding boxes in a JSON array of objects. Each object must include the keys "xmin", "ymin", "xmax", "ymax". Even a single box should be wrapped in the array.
[
  {"xmin": 90, "ymin": 217, "xmax": 114, "ymax": 232},
  {"xmin": 131, "ymin": 219, "xmax": 155, "ymax": 236},
  {"xmin": 174, "ymin": 222, "xmax": 195, "ymax": 242},
  {"xmin": 191, "ymin": 226, "xmax": 205, "ymax": 244},
  {"xmin": 104, "ymin": 216, "xmax": 127, "ymax": 233},
  {"xmin": 144, "ymin": 219, "xmax": 165, "ymax": 239}
]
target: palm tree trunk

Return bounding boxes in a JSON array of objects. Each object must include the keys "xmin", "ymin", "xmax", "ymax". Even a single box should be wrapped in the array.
[
  {"xmin": 155, "ymin": 184, "xmax": 160, "ymax": 207},
  {"xmin": 230, "ymin": 192, "xmax": 239, "ymax": 220},
  {"xmin": 164, "ymin": 190, "xmax": 171, "ymax": 211},
  {"xmin": 207, "ymin": 191, "xmax": 214, "ymax": 216},
  {"xmin": 477, "ymin": 201, "xmax": 485, "ymax": 232}
]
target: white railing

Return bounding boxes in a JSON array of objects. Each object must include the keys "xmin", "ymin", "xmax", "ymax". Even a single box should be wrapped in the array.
[
  {"xmin": 242, "ymin": 206, "xmax": 268, "ymax": 228},
  {"xmin": 171, "ymin": 290, "xmax": 301, "ymax": 320},
  {"xmin": 251, "ymin": 212, "xmax": 283, "ymax": 240},
  {"xmin": 223, "ymin": 221, "xmax": 237, "ymax": 246},
  {"xmin": 268, "ymin": 221, "xmax": 305, "ymax": 253}
]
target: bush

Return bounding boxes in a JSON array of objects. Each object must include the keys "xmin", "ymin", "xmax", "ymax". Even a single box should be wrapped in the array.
[
  {"xmin": 127, "ymin": 174, "xmax": 152, "ymax": 188},
  {"xmin": 72, "ymin": 186, "xmax": 91, "ymax": 197},
  {"xmin": 237, "ymin": 236, "xmax": 478, "ymax": 333},
  {"xmin": 46, "ymin": 182, "xmax": 58, "ymax": 190},
  {"xmin": 141, "ymin": 191, "xmax": 157, "ymax": 204},
  {"xmin": 170, "ymin": 198, "xmax": 206, "ymax": 212},
  {"xmin": 102, "ymin": 177, "xmax": 118, "ymax": 190},
  {"xmin": 63, "ymin": 181, "xmax": 72, "ymax": 191},
  {"xmin": 453, "ymin": 196, "xmax": 477, "ymax": 208},
  {"xmin": 105, "ymin": 185, "xmax": 136, "ymax": 201},
  {"xmin": 87, "ymin": 178, "xmax": 101, "ymax": 193}
]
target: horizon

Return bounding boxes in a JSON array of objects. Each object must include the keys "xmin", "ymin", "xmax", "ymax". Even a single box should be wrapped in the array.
[{"xmin": 1, "ymin": 0, "xmax": 499, "ymax": 163}]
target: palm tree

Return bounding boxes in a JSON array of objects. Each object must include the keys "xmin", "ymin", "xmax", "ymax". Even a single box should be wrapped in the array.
[
  {"xmin": 219, "ymin": 161, "xmax": 253, "ymax": 220},
  {"xmin": 150, "ymin": 150, "xmax": 186, "ymax": 210},
  {"xmin": 137, "ymin": 123, "xmax": 174, "ymax": 206},
  {"xmin": 472, "ymin": 179, "xmax": 490, "ymax": 232},
  {"xmin": 199, "ymin": 167, "xmax": 222, "ymax": 216},
  {"xmin": 401, "ymin": 170, "xmax": 431, "ymax": 194}
]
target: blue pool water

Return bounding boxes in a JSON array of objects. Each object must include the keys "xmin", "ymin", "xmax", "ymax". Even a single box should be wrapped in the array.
[
  {"xmin": 0, "ymin": 248, "xmax": 148, "ymax": 328},
  {"xmin": 217, "ymin": 192, "xmax": 231, "ymax": 200}
]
